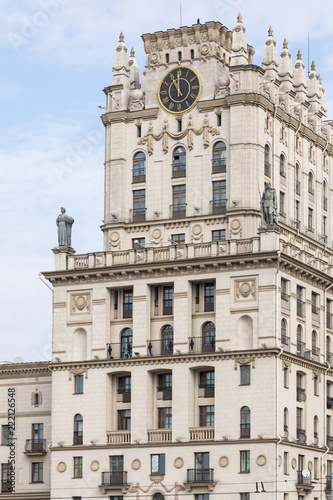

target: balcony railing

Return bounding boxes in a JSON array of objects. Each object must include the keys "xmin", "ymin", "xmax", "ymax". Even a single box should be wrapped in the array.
[
  {"xmin": 147, "ymin": 339, "xmax": 173, "ymax": 357},
  {"xmin": 170, "ymin": 204, "xmax": 186, "ymax": 219},
  {"xmin": 281, "ymin": 292, "xmax": 290, "ymax": 310},
  {"xmin": 297, "ymin": 428, "xmax": 306, "ymax": 443},
  {"xmin": 212, "ymin": 158, "xmax": 226, "ymax": 174},
  {"xmin": 106, "ymin": 342, "xmax": 132, "ymax": 360},
  {"xmin": 106, "ymin": 431, "xmax": 131, "ymax": 444},
  {"xmin": 240, "ymin": 425, "xmax": 250, "ymax": 438},
  {"xmin": 172, "ymin": 162, "xmax": 186, "ymax": 178},
  {"xmin": 296, "ymin": 387, "xmax": 306, "ymax": 402},
  {"xmin": 189, "ymin": 427, "xmax": 214, "ymax": 441},
  {"xmin": 147, "ymin": 429, "xmax": 172, "ymax": 443},
  {"xmin": 281, "ymin": 335, "xmax": 290, "ymax": 350},
  {"xmin": 327, "ymin": 312, "xmax": 333, "ymax": 329},
  {"xmin": 24, "ymin": 439, "xmax": 47, "ymax": 453},
  {"xmin": 1, "ymin": 481, "xmax": 12, "ymax": 493},
  {"xmin": 210, "ymin": 199, "xmax": 226, "ymax": 215},
  {"xmin": 187, "ymin": 468, "xmax": 214, "ymax": 483},
  {"xmin": 198, "ymin": 385, "xmax": 215, "ymax": 398},
  {"xmin": 117, "ymin": 390, "xmax": 131, "ymax": 403},
  {"xmin": 297, "ymin": 470, "xmax": 312, "ymax": 486},
  {"xmin": 312, "ymin": 305, "xmax": 320, "ymax": 322},
  {"xmin": 189, "ymin": 336, "xmax": 216, "ymax": 354},
  {"xmin": 157, "ymin": 387, "xmax": 172, "ymax": 400},
  {"xmin": 297, "ymin": 299, "xmax": 306, "ymax": 318},
  {"xmin": 327, "ymin": 396, "xmax": 333, "ymax": 409},
  {"xmin": 132, "ymin": 169, "xmax": 146, "ymax": 183},
  {"xmin": 130, "ymin": 208, "xmax": 146, "ymax": 223},
  {"xmin": 101, "ymin": 471, "xmax": 127, "ymax": 486}
]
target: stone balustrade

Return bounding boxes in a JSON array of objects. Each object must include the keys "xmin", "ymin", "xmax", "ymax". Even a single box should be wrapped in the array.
[
  {"xmin": 106, "ymin": 431, "xmax": 131, "ymax": 444},
  {"xmin": 147, "ymin": 429, "xmax": 172, "ymax": 443}
]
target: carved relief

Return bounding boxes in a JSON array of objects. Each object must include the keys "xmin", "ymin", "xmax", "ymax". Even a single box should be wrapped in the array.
[
  {"xmin": 152, "ymin": 228, "xmax": 162, "ymax": 243},
  {"xmin": 31, "ymin": 390, "xmax": 42, "ymax": 407},
  {"xmin": 70, "ymin": 293, "xmax": 91, "ymax": 314},
  {"xmin": 109, "ymin": 231, "xmax": 120, "ymax": 249},
  {"xmin": 234, "ymin": 279, "xmax": 256, "ymax": 302},
  {"xmin": 230, "ymin": 218, "xmax": 242, "ymax": 236},
  {"xmin": 219, "ymin": 456, "xmax": 229, "ymax": 467},
  {"xmin": 257, "ymin": 455, "xmax": 267, "ymax": 466},
  {"xmin": 90, "ymin": 461, "xmax": 100, "ymax": 471},
  {"xmin": 174, "ymin": 457, "xmax": 184, "ymax": 468},
  {"xmin": 234, "ymin": 356, "xmax": 256, "ymax": 369},
  {"xmin": 57, "ymin": 462, "xmax": 66, "ymax": 472},
  {"xmin": 191, "ymin": 224, "xmax": 202, "ymax": 241},
  {"xmin": 132, "ymin": 459, "xmax": 141, "ymax": 470}
]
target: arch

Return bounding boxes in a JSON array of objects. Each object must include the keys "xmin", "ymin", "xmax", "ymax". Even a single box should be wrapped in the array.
[
  {"xmin": 308, "ymin": 171, "xmax": 314, "ymax": 194},
  {"xmin": 73, "ymin": 414, "xmax": 83, "ymax": 445},
  {"xmin": 72, "ymin": 328, "xmax": 87, "ymax": 361},
  {"xmin": 161, "ymin": 325, "xmax": 173, "ymax": 355},
  {"xmin": 212, "ymin": 140, "xmax": 227, "ymax": 173},
  {"xmin": 121, "ymin": 328, "xmax": 133, "ymax": 358},
  {"xmin": 202, "ymin": 321, "xmax": 215, "ymax": 353},
  {"xmin": 240, "ymin": 406, "xmax": 250, "ymax": 438},
  {"xmin": 281, "ymin": 318, "xmax": 287, "ymax": 343},
  {"xmin": 237, "ymin": 315, "xmax": 253, "ymax": 350},
  {"xmin": 190, "ymin": 49, "xmax": 195, "ymax": 59},
  {"xmin": 165, "ymin": 53, "xmax": 169, "ymax": 64},
  {"xmin": 133, "ymin": 151, "xmax": 146, "ymax": 182},
  {"xmin": 172, "ymin": 146, "xmax": 186, "ymax": 177},
  {"xmin": 153, "ymin": 494, "xmax": 165, "ymax": 500},
  {"xmin": 264, "ymin": 144, "xmax": 271, "ymax": 177},
  {"xmin": 280, "ymin": 153, "xmax": 286, "ymax": 177}
]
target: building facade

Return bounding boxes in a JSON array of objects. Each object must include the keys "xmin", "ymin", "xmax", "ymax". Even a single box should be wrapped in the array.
[{"xmin": 3, "ymin": 14, "xmax": 333, "ymax": 500}]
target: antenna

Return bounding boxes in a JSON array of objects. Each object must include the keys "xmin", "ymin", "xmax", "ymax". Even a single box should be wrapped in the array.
[
  {"xmin": 307, "ymin": 32, "xmax": 310, "ymax": 75},
  {"xmin": 180, "ymin": 3, "xmax": 182, "ymax": 26}
]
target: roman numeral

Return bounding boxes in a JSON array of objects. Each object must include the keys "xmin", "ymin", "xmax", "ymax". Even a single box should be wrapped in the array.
[
  {"xmin": 190, "ymin": 77, "xmax": 197, "ymax": 82},
  {"xmin": 190, "ymin": 93, "xmax": 196, "ymax": 99},
  {"xmin": 162, "ymin": 97, "xmax": 169, "ymax": 104},
  {"xmin": 177, "ymin": 104, "xmax": 182, "ymax": 111},
  {"xmin": 192, "ymin": 85, "xmax": 198, "ymax": 90},
  {"xmin": 186, "ymin": 101, "xmax": 190, "ymax": 106},
  {"xmin": 169, "ymin": 102, "xmax": 175, "ymax": 110},
  {"xmin": 161, "ymin": 90, "xmax": 167, "ymax": 95}
]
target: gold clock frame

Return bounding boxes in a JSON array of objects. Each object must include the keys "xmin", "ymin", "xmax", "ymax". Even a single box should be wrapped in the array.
[{"xmin": 157, "ymin": 65, "xmax": 202, "ymax": 114}]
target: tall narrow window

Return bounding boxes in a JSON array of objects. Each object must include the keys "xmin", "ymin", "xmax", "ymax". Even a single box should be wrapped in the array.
[
  {"xmin": 31, "ymin": 462, "xmax": 43, "ymax": 483},
  {"xmin": 323, "ymin": 180, "xmax": 328, "ymax": 211},
  {"xmin": 283, "ymin": 407, "xmax": 288, "ymax": 433},
  {"xmin": 74, "ymin": 375, "xmax": 84, "ymax": 394},
  {"xmin": 308, "ymin": 172, "xmax": 314, "ymax": 195},
  {"xmin": 163, "ymin": 287, "xmax": 173, "ymax": 315},
  {"xmin": 264, "ymin": 144, "xmax": 271, "ymax": 177},
  {"xmin": 118, "ymin": 410, "xmax": 131, "ymax": 430},
  {"xmin": 73, "ymin": 414, "xmax": 83, "ymax": 445},
  {"xmin": 212, "ymin": 180, "xmax": 226, "ymax": 214},
  {"xmin": 172, "ymin": 185, "xmax": 186, "ymax": 218},
  {"xmin": 308, "ymin": 208, "xmax": 313, "ymax": 232},
  {"xmin": 161, "ymin": 325, "xmax": 174, "ymax": 355},
  {"xmin": 199, "ymin": 405, "xmax": 215, "ymax": 427},
  {"xmin": 133, "ymin": 152, "xmax": 146, "ymax": 182},
  {"xmin": 280, "ymin": 191, "xmax": 285, "ymax": 217},
  {"xmin": 295, "ymin": 200, "xmax": 300, "ymax": 229},
  {"xmin": 212, "ymin": 141, "xmax": 226, "ymax": 173},
  {"xmin": 32, "ymin": 423, "xmax": 44, "ymax": 452},
  {"xmin": 295, "ymin": 163, "xmax": 301, "ymax": 195},
  {"xmin": 240, "ymin": 406, "xmax": 250, "ymax": 438},
  {"xmin": 158, "ymin": 407, "xmax": 172, "ymax": 428},
  {"xmin": 195, "ymin": 452, "xmax": 210, "ymax": 480},
  {"xmin": 73, "ymin": 457, "xmax": 83, "ymax": 478},
  {"xmin": 190, "ymin": 49, "xmax": 195, "ymax": 59},
  {"xmin": 280, "ymin": 154, "xmax": 286, "ymax": 177},
  {"xmin": 240, "ymin": 451, "xmax": 250, "ymax": 473},
  {"xmin": 132, "ymin": 189, "xmax": 146, "ymax": 222},
  {"xmin": 283, "ymin": 451, "xmax": 289, "ymax": 474},
  {"xmin": 240, "ymin": 365, "xmax": 250, "ymax": 385},
  {"xmin": 121, "ymin": 328, "xmax": 132, "ymax": 359},
  {"xmin": 172, "ymin": 146, "xmax": 186, "ymax": 178},
  {"xmin": 202, "ymin": 322, "xmax": 215, "ymax": 353},
  {"xmin": 122, "ymin": 290, "xmax": 133, "ymax": 318}
]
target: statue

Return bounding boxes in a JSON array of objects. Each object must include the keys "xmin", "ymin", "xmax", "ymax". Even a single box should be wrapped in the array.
[
  {"xmin": 56, "ymin": 207, "xmax": 74, "ymax": 247},
  {"xmin": 260, "ymin": 182, "xmax": 277, "ymax": 226}
]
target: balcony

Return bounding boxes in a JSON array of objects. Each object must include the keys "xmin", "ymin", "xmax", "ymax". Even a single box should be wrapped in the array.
[
  {"xmin": 327, "ymin": 396, "xmax": 333, "ymax": 409},
  {"xmin": 189, "ymin": 427, "xmax": 214, "ymax": 441},
  {"xmin": 297, "ymin": 428, "xmax": 306, "ymax": 443},
  {"xmin": 99, "ymin": 471, "xmax": 129, "ymax": 494},
  {"xmin": 296, "ymin": 387, "xmax": 306, "ymax": 402},
  {"xmin": 198, "ymin": 385, "xmax": 215, "ymax": 398},
  {"xmin": 296, "ymin": 341, "xmax": 306, "ymax": 357},
  {"xmin": 212, "ymin": 158, "xmax": 226, "ymax": 174},
  {"xmin": 147, "ymin": 339, "xmax": 173, "ymax": 357},
  {"xmin": 312, "ymin": 346, "xmax": 320, "ymax": 362},
  {"xmin": 106, "ymin": 342, "xmax": 132, "ymax": 360},
  {"xmin": 281, "ymin": 334, "xmax": 290, "ymax": 351},
  {"xmin": 117, "ymin": 390, "xmax": 131, "ymax": 403},
  {"xmin": 281, "ymin": 292, "xmax": 290, "ymax": 310},
  {"xmin": 327, "ymin": 312, "xmax": 333, "ymax": 329},
  {"xmin": 185, "ymin": 468, "xmax": 216, "ymax": 492},
  {"xmin": 170, "ymin": 204, "xmax": 186, "ymax": 219},
  {"xmin": 312, "ymin": 305, "xmax": 320, "ymax": 322},
  {"xmin": 106, "ymin": 431, "xmax": 131, "ymax": 445},
  {"xmin": 147, "ymin": 429, "xmax": 172, "ymax": 443},
  {"xmin": 210, "ymin": 199, "xmax": 226, "ymax": 215},
  {"xmin": 172, "ymin": 162, "xmax": 186, "ymax": 178},
  {"xmin": 297, "ymin": 299, "xmax": 306, "ymax": 318},
  {"xmin": 1, "ymin": 481, "xmax": 12, "ymax": 493},
  {"xmin": 296, "ymin": 470, "xmax": 313, "ymax": 492},
  {"xmin": 130, "ymin": 208, "xmax": 146, "ymax": 223},
  {"xmin": 189, "ymin": 336, "xmax": 216, "ymax": 354},
  {"xmin": 132, "ymin": 169, "xmax": 146, "ymax": 184},
  {"xmin": 24, "ymin": 439, "xmax": 47, "ymax": 455},
  {"xmin": 240, "ymin": 425, "xmax": 250, "ymax": 438}
]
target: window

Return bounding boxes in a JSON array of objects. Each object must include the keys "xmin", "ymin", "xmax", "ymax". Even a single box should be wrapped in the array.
[
  {"xmin": 283, "ymin": 407, "xmax": 289, "ymax": 433},
  {"xmin": 328, "ymin": 460, "xmax": 333, "ymax": 477},
  {"xmin": 212, "ymin": 180, "xmax": 226, "ymax": 214},
  {"xmin": 158, "ymin": 407, "xmax": 172, "ymax": 428},
  {"xmin": 32, "ymin": 462, "xmax": 43, "ymax": 483},
  {"xmin": 202, "ymin": 322, "xmax": 216, "ymax": 353},
  {"xmin": 151, "ymin": 454, "xmax": 165, "ymax": 475},
  {"xmin": 204, "ymin": 284, "xmax": 215, "ymax": 312},
  {"xmin": 212, "ymin": 141, "xmax": 226, "ymax": 173},
  {"xmin": 323, "ymin": 180, "xmax": 328, "ymax": 210},
  {"xmin": 72, "ymin": 497, "xmax": 82, "ymax": 500},
  {"xmin": 121, "ymin": 328, "xmax": 133, "ymax": 358},
  {"xmin": 217, "ymin": 113, "xmax": 222, "ymax": 126},
  {"xmin": 240, "ymin": 495, "xmax": 250, "ymax": 500},
  {"xmin": 309, "ymin": 172, "xmax": 314, "ymax": 195},
  {"xmin": 196, "ymin": 496, "xmax": 209, "ymax": 500},
  {"xmin": 161, "ymin": 325, "xmax": 173, "ymax": 355},
  {"xmin": 314, "ymin": 457, "xmax": 319, "ymax": 479},
  {"xmin": 153, "ymin": 494, "xmax": 165, "ymax": 500},
  {"xmin": 165, "ymin": 53, "xmax": 169, "ymax": 63},
  {"xmin": 2, "ymin": 425, "xmax": 10, "ymax": 446},
  {"xmin": 163, "ymin": 287, "xmax": 173, "ymax": 315},
  {"xmin": 157, "ymin": 373, "xmax": 172, "ymax": 400},
  {"xmin": 296, "ymin": 372, "xmax": 305, "ymax": 401},
  {"xmin": 280, "ymin": 191, "xmax": 285, "ymax": 216},
  {"xmin": 118, "ymin": 376, "xmax": 131, "ymax": 402},
  {"xmin": 195, "ymin": 452, "xmax": 210, "ymax": 480},
  {"xmin": 314, "ymin": 416, "xmax": 319, "ymax": 439},
  {"xmin": 136, "ymin": 125, "xmax": 141, "ymax": 138},
  {"xmin": 280, "ymin": 154, "xmax": 286, "ymax": 177},
  {"xmin": 190, "ymin": 49, "xmax": 195, "ymax": 59},
  {"xmin": 177, "ymin": 119, "xmax": 182, "ymax": 132},
  {"xmin": 133, "ymin": 237, "xmax": 145, "ymax": 249},
  {"xmin": 295, "ymin": 163, "xmax": 301, "ymax": 195},
  {"xmin": 32, "ymin": 423, "xmax": 44, "ymax": 451},
  {"xmin": 117, "ymin": 410, "xmax": 131, "ymax": 430},
  {"xmin": 172, "ymin": 184, "xmax": 186, "ymax": 218},
  {"xmin": 322, "ymin": 216, "xmax": 327, "ymax": 243},
  {"xmin": 153, "ymin": 286, "xmax": 174, "ymax": 316},
  {"xmin": 283, "ymin": 451, "xmax": 289, "ymax": 474},
  {"xmin": 295, "ymin": 199, "xmax": 300, "ymax": 229},
  {"xmin": 308, "ymin": 208, "xmax": 313, "ymax": 231},
  {"xmin": 199, "ymin": 405, "xmax": 214, "ymax": 427},
  {"xmin": 73, "ymin": 457, "xmax": 82, "ymax": 478},
  {"xmin": 74, "ymin": 375, "xmax": 83, "ymax": 394},
  {"xmin": 283, "ymin": 366, "xmax": 288, "ymax": 388},
  {"xmin": 1, "ymin": 464, "xmax": 11, "ymax": 493},
  {"xmin": 133, "ymin": 152, "xmax": 146, "ymax": 183},
  {"xmin": 297, "ymin": 287, "xmax": 305, "ymax": 318},
  {"xmin": 240, "ymin": 406, "xmax": 250, "ymax": 438},
  {"xmin": 297, "ymin": 408, "xmax": 304, "ymax": 442},
  {"xmin": 240, "ymin": 365, "xmax": 250, "ymax": 385},
  {"xmin": 327, "ymin": 335, "xmax": 332, "ymax": 363},
  {"xmin": 110, "ymin": 455, "xmax": 124, "ymax": 477},
  {"xmin": 132, "ymin": 189, "xmax": 146, "ymax": 222},
  {"xmin": 281, "ymin": 319, "xmax": 288, "ymax": 346},
  {"xmin": 194, "ymin": 283, "xmax": 215, "ymax": 314},
  {"xmin": 171, "ymin": 233, "xmax": 185, "ymax": 245},
  {"xmin": 112, "ymin": 289, "xmax": 133, "ymax": 320},
  {"xmin": 34, "ymin": 392, "xmax": 40, "ymax": 406},
  {"xmin": 199, "ymin": 371, "xmax": 215, "ymax": 397},
  {"xmin": 73, "ymin": 414, "xmax": 83, "ymax": 445},
  {"xmin": 240, "ymin": 450, "xmax": 250, "ymax": 473},
  {"xmin": 264, "ymin": 144, "xmax": 271, "ymax": 177},
  {"xmin": 212, "ymin": 229, "xmax": 226, "ymax": 241},
  {"xmin": 172, "ymin": 146, "xmax": 186, "ymax": 178},
  {"xmin": 123, "ymin": 290, "xmax": 133, "ymax": 318},
  {"xmin": 314, "ymin": 375, "xmax": 319, "ymax": 395},
  {"xmin": 178, "ymin": 51, "xmax": 182, "ymax": 61}
]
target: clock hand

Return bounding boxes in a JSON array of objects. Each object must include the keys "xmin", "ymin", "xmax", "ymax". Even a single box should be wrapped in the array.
[{"xmin": 170, "ymin": 74, "xmax": 182, "ymax": 97}]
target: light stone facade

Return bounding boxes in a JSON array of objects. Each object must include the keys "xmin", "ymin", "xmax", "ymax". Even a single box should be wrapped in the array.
[{"xmin": 3, "ymin": 14, "xmax": 333, "ymax": 500}]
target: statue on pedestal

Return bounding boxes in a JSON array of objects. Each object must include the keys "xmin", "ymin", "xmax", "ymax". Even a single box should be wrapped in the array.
[
  {"xmin": 260, "ymin": 182, "xmax": 277, "ymax": 226},
  {"xmin": 56, "ymin": 207, "xmax": 74, "ymax": 248}
]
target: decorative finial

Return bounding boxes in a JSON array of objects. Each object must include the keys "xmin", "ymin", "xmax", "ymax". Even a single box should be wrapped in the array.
[
  {"xmin": 237, "ymin": 12, "xmax": 243, "ymax": 23},
  {"xmin": 283, "ymin": 38, "xmax": 288, "ymax": 49},
  {"xmin": 318, "ymin": 74, "xmax": 322, "ymax": 84},
  {"xmin": 268, "ymin": 26, "xmax": 273, "ymax": 36},
  {"xmin": 119, "ymin": 32, "xmax": 124, "ymax": 43},
  {"xmin": 297, "ymin": 49, "xmax": 302, "ymax": 60},
  {"xmin": 311, "ymin": 60, "xmax": 316, "ymax": 71},
  {"xmin": 130, "ymin": 47, "xmax": 135, "ymax": 57}
]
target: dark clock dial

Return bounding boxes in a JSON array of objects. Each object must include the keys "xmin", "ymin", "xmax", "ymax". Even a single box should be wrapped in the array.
[{"xmin": 158, "ymin": 66, "xmax": 202, "ymax": 114}]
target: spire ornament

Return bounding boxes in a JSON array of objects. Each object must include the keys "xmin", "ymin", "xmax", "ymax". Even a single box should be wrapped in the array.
[{"xmin": 119, "ymin": 32, "xmax": 124, "ymax": 42}]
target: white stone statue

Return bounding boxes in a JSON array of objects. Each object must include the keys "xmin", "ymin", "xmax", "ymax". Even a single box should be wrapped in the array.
[{"xmin": 56, "ymin": 207, "xmax": 74, "ymax": 247}]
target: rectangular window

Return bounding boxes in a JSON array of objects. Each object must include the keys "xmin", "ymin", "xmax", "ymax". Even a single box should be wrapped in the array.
[
  {"xmin": 117, "ymin": 410, "xmax": 131, "ymax": 431},
  {"xmin": 199, "ymin": 371, "xmax": 215, "ymax": 397},
  {"xmin": 158, "ymin": 373, "xmax": 172, "ymax": 400},
  {"xmin": 281, "ymin": 278, "xmax": 288, "ymax": 300},
  {"xmin": 212, "ymin": 180, "xmax": 226, "ymax": 214},
  {"xmin": 204, "ymin": 283, "xmax": 215, "ymax": 312},
  {"xmin": 171, "ymin": 233, "xmax": 185, "ymax": 245},
  {"xmin": 1, "ymin": 464, "xmax": 11, "ymax": 492},
  {"xmin": 314, "ymin": 457, "xmax": 318, "ymax": 479},
  {"xmin": 298, "ymin": 454, "xmax": 304, "ymax": 472},
  {"xmin": 118, "ymin": 376, "xmax": 131, "ymax": 402},
  {"xmin": 31, "ymin": 423, "xmax": 44, "ymax": 451},
  {"xmin": 199, "ymin": 405, "xmax": 214, "ymax": 427},
  {"xmin": 212, "ymin": 229, "xmax": 226, "ymax": 241},
  {"xmin": 195, "ymin": 452, "xmax": 210, "ymax": 480},
  {"xmin": 1, "ymin": 426, "xmax": 10, "ymax": 446},
  {"xmin": 283, "ymin": 452, "xmax": 289, "ymax": 474},
  {"xmin": 74, "ymin": 375, "xmax": 83, "ymax": 394},
  {"xmin": 132, "ymin": 237, "xmax": 145, "ymax": 249},
  {"xmin": 297, "ymin": 286, "xmax": 305, "ymax": 317},
  {"xmin": 308, "ymin": 208, "xmax": 313, "ymax": 231},
  {"xmin": 72, "ymin": 497, "xmax": 82, "ymax": 500},
  {"xmin": 240, "ymin": 365, "xmax": 251, "ymax": 385},
  {"xmin": 32, "ymin": 462, "xmax": 43, "ymax": 483},
  {"xmin": 217, "ymin": 113, "xmax": 222, "ymax": 127},
  {"xmin": 280, "ymin": 191, "xmax": 285, "ymax": 216},
  {"xmin": 240, "ymin": 450, "xmax": 250, "ymax": 473},
  {"xmin": 296, "ymin": 407, "xmax": 303, "ymax": 429},
  {"xmin": 110, "ymin": 455, "xmax": 123, "ymax": 474},
  {"xmin": 132, "ymin": 189, "xmax": 146, "ymax": 222},
  {"xmin": 283, "ymin": 367, "xmax": 288, "ymax": 388},
  {"xmin": 151, "ymin": 454, "xmax": 165, "ymax": 475},
  {"xmin": 328, "ymin": 460, "xmax": 333, "ymax": 477},
  {"xmin": 314, "ymin": 375, "xmax": 319, "ymax": 396},
  {"xmin": 123, "ymin": 290, "xmax": 133, "ymax": 318},
  {"xmin": 73, "ymin": 457, "xmax": 82, "ymax": 478},
  {"xmin": 240, "ymin": 494, "xmax": 250, "ymax": 500},
  {"xmin": 172, "ymin": 185, "xmax": 186, "ymax": 218},
  {"xmin": 109, "ymin": 497, "xmax": 123, "ymax": 500},
  {"xmin": 158, "ymin": 407, "xmax": 172, "ymax": 429},
  {"xmin": 328, "ymin": 415, "xmax": 331, "ymax": 436},
  {"xmin": 163, "ymin": 286, "xmax": 173, "ymax": 315}
]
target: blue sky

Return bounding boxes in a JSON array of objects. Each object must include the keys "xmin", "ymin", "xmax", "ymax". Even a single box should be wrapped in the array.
[{"xmin": 1, "ymin": 0, "xmax": 333, "ymax": 362}]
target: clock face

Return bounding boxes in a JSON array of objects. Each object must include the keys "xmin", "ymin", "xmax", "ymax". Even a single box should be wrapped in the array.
[{"xmin": 158, "ymin": 66, "xmax": 202, "ymax": 114}]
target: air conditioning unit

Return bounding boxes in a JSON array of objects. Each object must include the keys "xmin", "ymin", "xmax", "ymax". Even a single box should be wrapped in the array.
[{"xmin": 304, "ymin": 351, "xmax": 312, "ymax": 360}]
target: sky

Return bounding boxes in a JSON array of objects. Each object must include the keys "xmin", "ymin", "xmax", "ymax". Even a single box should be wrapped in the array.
[{"xmin": 1, "ymin": 0, "xmax": 333, "ymax": 363}]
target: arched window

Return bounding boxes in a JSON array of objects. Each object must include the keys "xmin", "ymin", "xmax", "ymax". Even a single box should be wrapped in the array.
[
  {"xmin": 323, "ymin": 180, "xmax": 328, "ymax": 211},
  {"xmin": 202, "ymin": 322, "xmax": 215, "ymax": 353},
  {"xmin": 314, "ymin": 416, "xmax": 319, "ymax": 439},
  {"xmin": 34, "ymin": 393, "xmax": 39, "ymax": 406},
  {"xmin": 133, "ymin": 152, "xmax": 146, "ymax": 183},
  {"xmin": 178, "ymin": 51, "xmax": 182, "ymax": 61},
  {"xmin": 281, "ymin": 319, "xmax": 287, "ymax": 345},
  {"xmin": 240, "ymin": 406, "xmax": 250, "ymax": 438},
  {"xmin": 190, "ymin": 49, "xmax": 194, "ymax": 59},
  {"xmin": 165, "ymin": 53, "xmax": 169, "ymax": 64},
  {"xmin": 312, "ymin": 330, "xmax": 318, "ymax": 359},
  {"xmin": 153, "ymin": 494, "xmax": 165, "ymax": 500},
  {"xmin": 172, "ymin": 146, "xmax": 186, "ymax": 178},
  {"xmin": 309, "ymin": 172, "xmax": 314, "ymax": 195},
  {"xmin": 121, "ymin": 328, "xmax": 133, "ymax": 358},
  {"xmin": 297, "ymin": 325, "xmax": 303, "ymax": 353},
  {"xmin": 212, "ymin": 141, "xmax": 227, "ymax": 173},
  {"xmin": 161, "ymin": 325, "xmax": 174, "ymax": 356},
  {"xmin": 295, "ymin": 162, "xmax": 301, "ymax": 195},
  {"xmin": 283, "ymin": 407, "xmax": 289, "ymax": 433},
  {"xmin": 264, "ymin": 144, "xmax": 271, "ymax": 177},
  {"xmin": 74, "ymin": 414, "xmax": 83, "ymax": 445},
  {"xmin": 327, "ymin": 335, "xmax": 331, "ymax": 363},
  {"xmin": 280, "ymin": 154, "xmax": 286, "ymax": 177}
]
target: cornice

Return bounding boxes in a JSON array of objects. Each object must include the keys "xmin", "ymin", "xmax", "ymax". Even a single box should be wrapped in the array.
[
  {"xmin": 101, "ymin": 107, "xmax": 159, "ymax": 126},
  {"xmin": 0, "ymin": 361, "xmax": 51, "ymax": 377},
  {"xmin": 279, "ymin": 253, "xmax": 331, "ymax": 289}
]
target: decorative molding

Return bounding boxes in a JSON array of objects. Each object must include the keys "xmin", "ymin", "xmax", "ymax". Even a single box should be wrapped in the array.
[
  {"xmin": 57, "ymin": 462, "xmax": 66, "ymax": 473},
  {"xmin": 90, "ymin": 460, "xmax": 100, "ymax": 471},
  {"xmin": 174, "ymin": 457, "xmax": 184, "ymax": 469},
  {"xmin": 256, "ymin": 455, "xmax": 267, "ymax": 466},
  {"xmin": 219, "ymin": 456, "xmax": 229, "ymax": 467},
  {"xmin": 131, "ymin": 459, "xmax": 141, "ymax": 470}
]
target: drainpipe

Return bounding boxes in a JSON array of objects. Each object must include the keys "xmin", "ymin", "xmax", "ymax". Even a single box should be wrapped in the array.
[
  {"xmin": 275, "ymin": 251, "xmax": 281, "ymax": 500},
  {"xmin": 321, "ymin": 446, "xmax": 330, "ymax": 500}
]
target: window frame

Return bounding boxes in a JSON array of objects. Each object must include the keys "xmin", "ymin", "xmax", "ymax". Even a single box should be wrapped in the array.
[
  {"xmin": 31, "ymin": 462, "xmax": 43, "ymax": 483},
  {"xmin": 240, "ymin": 450, "xmax": 250, "ymax": 473},
  {"xmin": 151, "ymin": 454, "xmax": 165, "ymax": 475},
  {"xmin": 73, "ymin": 456, "xmax": 83, "ymax": 478},
  {"xmin": 74, "ymin": 375, "xmax": 84, "ymax": 395}
]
